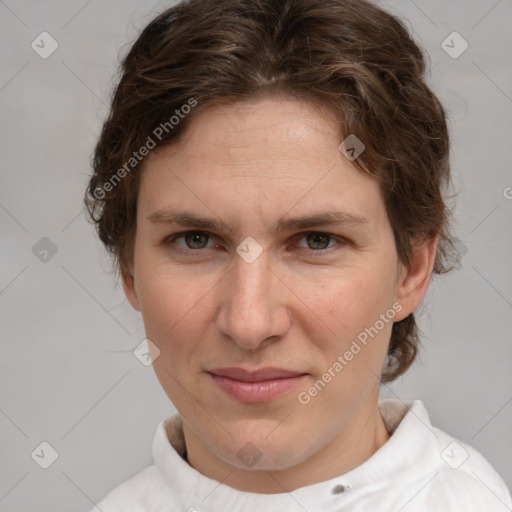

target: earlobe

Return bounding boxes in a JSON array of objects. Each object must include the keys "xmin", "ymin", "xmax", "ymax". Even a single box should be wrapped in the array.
[
  {"xmin": 122, "ymin": 269, "xmax": 141, "ymax": 312},
  {"xmin": 394, "ymin": 236, "xmax": 438, "ymax": 322}
]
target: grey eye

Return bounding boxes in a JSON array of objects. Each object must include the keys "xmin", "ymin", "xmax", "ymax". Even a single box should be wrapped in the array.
[
  {"xmin": 306, "ymin": 233, "xmax": 331, "ymax": 250},
  {"xmin": 184, "ymin": 232, "xmax": 210, "ymax": 249}
]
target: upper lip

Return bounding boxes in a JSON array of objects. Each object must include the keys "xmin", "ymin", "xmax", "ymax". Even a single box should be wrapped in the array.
[{"xmin": 209, "ymin": 367, "xmax": 307, "ymax": 382}]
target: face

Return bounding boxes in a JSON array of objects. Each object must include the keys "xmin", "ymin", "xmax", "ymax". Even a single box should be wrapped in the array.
[{"xmin": 123, "ymin": 96, "xmax": 434, "ymax": 486}]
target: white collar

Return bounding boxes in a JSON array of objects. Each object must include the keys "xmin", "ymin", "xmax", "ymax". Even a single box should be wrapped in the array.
[{"xmin": 152, "ymin": 399, "xmax": 439, "ymax": 511}]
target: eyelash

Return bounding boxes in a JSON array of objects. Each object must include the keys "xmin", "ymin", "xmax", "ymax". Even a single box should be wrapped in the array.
[{"xmin": 163, "ymin": 230, "xmax": 347, "ymax": 257}]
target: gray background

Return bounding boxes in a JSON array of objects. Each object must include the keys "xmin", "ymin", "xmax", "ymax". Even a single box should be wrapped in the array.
[{"xmin": 0, "ymin": 0, "xmax": 511, "ymax": 510}]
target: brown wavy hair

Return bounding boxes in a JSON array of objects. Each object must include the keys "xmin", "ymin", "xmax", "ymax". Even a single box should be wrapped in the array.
[{"xmin": 85, "ymin": 0, "xmax": 456, "ymax": 382}]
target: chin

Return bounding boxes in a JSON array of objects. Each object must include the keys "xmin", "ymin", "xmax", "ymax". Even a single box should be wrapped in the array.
[{"xmin": 213, "ymin": 429, "xmax": 310, "ymax": 472}]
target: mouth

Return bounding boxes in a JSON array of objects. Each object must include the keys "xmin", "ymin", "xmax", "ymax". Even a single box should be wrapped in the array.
[{"xmin": 207, "ymin": 367, "xmax": 308, "ymax": 403}]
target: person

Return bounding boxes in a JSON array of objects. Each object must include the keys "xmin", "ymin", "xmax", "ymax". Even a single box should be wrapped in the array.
[{"xmin": 84, "ymin": 0, "xmax": 511, "ymax": 510}]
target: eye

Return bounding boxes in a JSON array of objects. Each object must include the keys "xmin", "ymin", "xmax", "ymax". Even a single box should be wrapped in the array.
[
  {"xmin": 301, "ymin": 233, "xmax": 335, "ymax": 250},
  {"xmin": 293, "ymin": 232, "xmax": 345, "ymax": 255},
  {"xmin": 163, "ymin": 230, "xmax": 347, "ymax": 258},
  {"xmin": 181, "ymin": 232, "xmax": 211, "ymax": 249},
  {"xmin": 165, "ymin": 231, "xmax": 218, "ymax": 253}
]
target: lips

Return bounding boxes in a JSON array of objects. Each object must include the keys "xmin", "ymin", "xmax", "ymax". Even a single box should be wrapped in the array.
[
  {"xmin": 210, "ymin": 367, "xmax": 306, "ymax": 381},
  {"xmin": 208, "ymin": 367, "xmax": 308, "ymax": 403}
]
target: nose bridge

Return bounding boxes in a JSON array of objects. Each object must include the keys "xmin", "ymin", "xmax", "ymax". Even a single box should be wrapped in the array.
[{"xmin": 217, "ymin": 249, "xmax": 288, "ymax": 349}]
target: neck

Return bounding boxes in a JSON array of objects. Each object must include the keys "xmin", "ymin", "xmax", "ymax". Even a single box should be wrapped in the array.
[{"xmin": 182, "ymin": 396, "xmax": 391, "ymax": 494}]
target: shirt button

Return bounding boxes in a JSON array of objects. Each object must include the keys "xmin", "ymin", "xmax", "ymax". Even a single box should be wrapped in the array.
[{"xmin": 332, "ymin": 483, "xmax": 352, "ymax": 494}]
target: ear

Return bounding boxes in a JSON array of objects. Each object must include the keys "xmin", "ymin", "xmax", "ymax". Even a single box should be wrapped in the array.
[
  {"xmin": 122, "ymin": 267, "xmax": 141, "ymax": 312},
  {"xmin": 394, "ymin": 236, "xmax": 438, "ymax": 322}
]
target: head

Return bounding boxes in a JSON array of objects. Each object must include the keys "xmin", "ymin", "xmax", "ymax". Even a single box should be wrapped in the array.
[{"xmin": 86, "ymin": 0, "xmax": 455, "ymax": 482}]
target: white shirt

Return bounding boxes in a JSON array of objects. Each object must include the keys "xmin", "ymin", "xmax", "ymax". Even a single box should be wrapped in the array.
[{"xmin": 89, "ymin": 400, "xmax": 512, "ymax": 511}]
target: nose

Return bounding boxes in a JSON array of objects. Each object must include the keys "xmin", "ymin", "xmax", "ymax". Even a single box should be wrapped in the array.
[{"xmin": 216, "ymin": 249, "xmax": 291, "ymax": 350}]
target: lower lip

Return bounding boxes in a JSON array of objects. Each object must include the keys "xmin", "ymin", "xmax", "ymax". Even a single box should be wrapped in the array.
[{"xmin": 209, "ymin": 373, "xmax": 307, "ymax": 403}]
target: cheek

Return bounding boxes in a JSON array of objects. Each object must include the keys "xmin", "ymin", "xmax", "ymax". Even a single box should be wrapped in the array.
[
  {"xmin": 134, "ymin": 261, "xmax": 212, "ymax": 350},
  {"xmin": 136, "ymin": 267, "xmax": 211, "ymax": 404},
  {"xmin": 294, "ymin": 265, "xmax": 398, "ymax": 393},
  {"xmin": 298, "ymin": 266, "xmax": 394, "ymax": 338}
]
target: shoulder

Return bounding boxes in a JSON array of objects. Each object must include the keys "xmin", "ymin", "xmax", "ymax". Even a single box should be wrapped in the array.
[
  {"xmin": 408, "ymin": 429, "xmax": 511, "ymax": 511},
  {"xmin": 418, "ymin": 466, "xmax": 512, "ymax": 511},
  {"xmin": 378, "ymin": 400, "xmax": 511, "ymax": 511},
  {"xmin": 87, "ymin": 464, "xmax": 174, "ymax": 512}
]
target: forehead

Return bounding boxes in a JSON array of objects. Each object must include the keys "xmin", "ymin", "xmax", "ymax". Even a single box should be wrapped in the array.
[
  {"xmin": 167, "ymin": 97, "xmax": 343, "ymax": 173},
  {"xmin": 138, "ymin": 97, "xmax": 387, "ymax": 231}
]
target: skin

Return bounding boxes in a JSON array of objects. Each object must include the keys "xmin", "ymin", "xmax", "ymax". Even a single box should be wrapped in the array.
[{"xmin": 123, "ymin": 96, "xmax": 437, "ymax": 494}]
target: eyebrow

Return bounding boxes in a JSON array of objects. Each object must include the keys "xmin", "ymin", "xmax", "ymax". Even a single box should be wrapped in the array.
[{"xmin": 147, "ymin": 209, "xmax": 369, "ymax": 235}]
